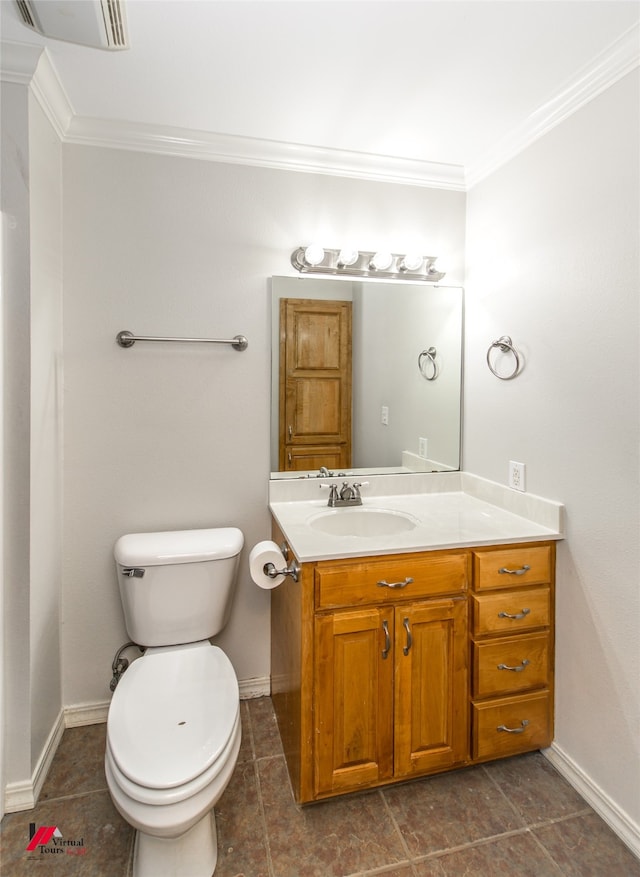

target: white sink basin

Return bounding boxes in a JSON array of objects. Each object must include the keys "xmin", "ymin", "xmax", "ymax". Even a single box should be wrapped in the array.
[{"xmin": 309, "ymin": 508, "xmax": 419, "ymax": 537}]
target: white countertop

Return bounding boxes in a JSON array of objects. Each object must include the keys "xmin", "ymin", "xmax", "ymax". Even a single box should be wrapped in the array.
[{"xmin": 269, "ymin": 472, "xmax": 564, "ymax": 562}]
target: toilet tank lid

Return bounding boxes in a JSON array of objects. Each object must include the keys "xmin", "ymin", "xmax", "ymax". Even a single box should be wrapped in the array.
[{"xmin": 114, "ymin": 527, "xmax": 244, "ymax": 566}]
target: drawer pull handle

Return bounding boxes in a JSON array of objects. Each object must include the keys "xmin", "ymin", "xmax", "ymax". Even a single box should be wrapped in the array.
[
  {"xmin": 498, "ymin": 564, "xmax": 531, "ymax": 576},
  {"xmin": 497, "ymin": 659, "xmax": 530, "ymax": 672},
  {"xmin": 498, "ymin": 608, "xmax": 531, "ymax": 620},
  {"xmin": 497, "ymin": 719, "xmax": 530, "ymax": 734},
  {"xmin": 402, "ymin": 617, "xmax": 412, "ymax": 655},
  {"xmin": 381, "ymin": 620, "xmax": 390, "ymax": 659},
  {"xmin": 376, "ymin": 577, "xmax": 413, "ymax": 589}
]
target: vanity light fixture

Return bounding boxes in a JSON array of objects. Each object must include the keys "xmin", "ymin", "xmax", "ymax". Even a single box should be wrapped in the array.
[
  {"xmin": 337, "ymin": 247, "xmax": 359, "ymax": 267},
  {"xmin": 302, "ymin": 244, "xmax": 325, "ymax": 266},
  {"xmin": 399, "ymin": 253, "xmax": 424, "ymax": 272},
  {"xmin": 369, "ymin": 250, "xmax": 393, "ymax": 271},
  {"xmin": 291, "ymin": 246, "xmax": 445, "ymax": 282}
]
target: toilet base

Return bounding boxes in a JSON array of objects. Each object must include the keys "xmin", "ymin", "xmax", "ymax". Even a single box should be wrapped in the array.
[{"xmin": 133, "ymin": 810, "xmax": 217, "ymax": 877}]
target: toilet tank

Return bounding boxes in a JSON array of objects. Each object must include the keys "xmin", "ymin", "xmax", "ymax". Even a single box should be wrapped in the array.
[{"xmin": 114, "ymin": 528, "xmax": 244, "ymax": 647}]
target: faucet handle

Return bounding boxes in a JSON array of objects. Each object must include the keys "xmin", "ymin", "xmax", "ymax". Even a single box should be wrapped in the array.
[
  {"xmin": 352, "ymin": 481, "xmax": 369, "ymax": 498},
  {"xmin": 320, "ymin": 483, "xmax": 339, "ymax": 505}
]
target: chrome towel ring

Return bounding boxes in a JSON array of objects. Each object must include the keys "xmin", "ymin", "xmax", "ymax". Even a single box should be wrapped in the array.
[
  {"xmin": 418, "ymin": 346, "xmax": 438, "ymax": 381},
  {"xmin": 487, "ymin": 336, "xmax": 521, "ymax": 380}
]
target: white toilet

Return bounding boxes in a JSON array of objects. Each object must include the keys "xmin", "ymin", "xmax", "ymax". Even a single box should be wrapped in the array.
[{"xmin": 105, "ymin": 527, "xmax": 244, "ymax": 877}]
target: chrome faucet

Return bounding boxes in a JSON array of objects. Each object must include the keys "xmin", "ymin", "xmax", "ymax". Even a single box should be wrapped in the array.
[
  {"xmin": 318, "ymin": 466, "xmax": 333, "ymax": 477},
  {"xmin": 322, "ymin": 481, "xmax": 366, "ymax": 507}
]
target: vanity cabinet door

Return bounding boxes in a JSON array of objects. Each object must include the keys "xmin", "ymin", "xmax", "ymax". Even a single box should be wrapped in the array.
[
  {"xmin": 394, "ymin": 598, "xmax": 468, "ymax": 778},
  {"xmin": 314, "ymin": 606, "xmax": 394, "ymax": 796}
]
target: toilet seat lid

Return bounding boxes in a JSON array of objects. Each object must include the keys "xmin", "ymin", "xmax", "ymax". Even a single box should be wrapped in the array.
[{"xmin": 107, "ymin": 643, "xmax": 239, "ymax": 789}]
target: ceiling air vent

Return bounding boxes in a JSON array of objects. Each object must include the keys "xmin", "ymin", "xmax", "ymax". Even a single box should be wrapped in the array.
[{"xmin": 15, "ymin": 0, "xmax": 129, "ymax": 50}]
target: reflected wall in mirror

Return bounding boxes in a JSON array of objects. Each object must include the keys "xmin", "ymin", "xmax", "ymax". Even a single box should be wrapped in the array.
[{"xmin": 271, "ymin": 276, "xmax": 463, "ymax": 478}]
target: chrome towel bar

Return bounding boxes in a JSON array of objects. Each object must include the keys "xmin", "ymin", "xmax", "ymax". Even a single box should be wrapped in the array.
[{"xmin": 116, "ymin": 330, "xmax": 248, "ymax": 351}]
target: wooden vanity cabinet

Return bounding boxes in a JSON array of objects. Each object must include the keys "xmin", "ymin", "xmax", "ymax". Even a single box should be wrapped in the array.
[
  {"xmin": 470, "ymin": 543, "xmax": 555, "ymax": 762},
  {"xmin": 270, "ymin": 527, "xmax": 556, "ymax": 804},
  {"xmin": 271, "ymin": 533, "xmax": 469, "ymax": 802}
]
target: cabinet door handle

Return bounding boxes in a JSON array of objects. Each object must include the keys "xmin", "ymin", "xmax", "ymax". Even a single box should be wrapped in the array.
[
  {"xmin": 381, "ymin": 620, "xmax": 390, "ymax": 659},
  {"xmin": 497, "ymin": 719, "xmax": 530, "ymax": 734},
  {"xmin": 497, "ymin": 659, "xmax": 530, "ymax": 672},
  {"xmin": 498, "ymin": 607, "xmax": 531, "ymax": 620},
  {"xmin": 498, "ymin": 564, "xmax": 531, "ymax": 576},
  {"xmin": 288, "ymin": 425, "xmax": 293, "ymax": 438},
  {"xmin": 402, "ymin": 617, "xmax": 412, "ymax": 656},
  {"xmin": 376, "ymin": 577, "xmax": 413, "ymax": 589}
]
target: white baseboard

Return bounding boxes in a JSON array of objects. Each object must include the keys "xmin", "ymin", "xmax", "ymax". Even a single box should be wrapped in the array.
[
  {"xmin": 61, "ymin": 676, "xmax": 270, "ymax": 728},
  {"xmin": 239, "ymin": 675, "xmax": 271, "ymax": 700},
  {"xmin": 543, "ymin": 743, "xmax": 640, "ymax": 858},
  {"xmin": 4, "ymin": 709, "xmax": 65, "ymax": 814},
  {"xmin": 64, "ymin": 700, "xmax": 110, "ymax": 727},
  {"xmin": 4, "ymin": 676, "xmax": 272, "ymax": 813}
]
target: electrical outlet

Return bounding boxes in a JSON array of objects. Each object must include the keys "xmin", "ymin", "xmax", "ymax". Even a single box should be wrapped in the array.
[
  {"xmin": 381, "ymin": 406, "xmax": 389, "ymax": 425},
  {"xmin": 508, "ymin": 461, "xmax": 526, "ymax": 492},
  {"xmin": 418, "ymin": 437, "xmax": 428, "ymax": 458}
]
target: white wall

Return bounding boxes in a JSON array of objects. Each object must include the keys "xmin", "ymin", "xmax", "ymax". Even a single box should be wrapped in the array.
[
  {"xmin": 352, "ymin": 282, "xmax": 462, "ymax": 469},
  {"xmin": 1, "ymin": 80, "xmax": 33, "ymax": 792},
  {"xmin": 28, "ymin": 93, "xmax": 63, "ymax": 766},
  {"xmin": 1, "ymin": 68, "xmax": 63, "ymax": 802},
  {"xmin": 61, "ymin": 149, "xmax": 466, "ymax": 707},
  {"xmin": 465, "ymin": 70, "xmax": 639, "ymax": 832}
]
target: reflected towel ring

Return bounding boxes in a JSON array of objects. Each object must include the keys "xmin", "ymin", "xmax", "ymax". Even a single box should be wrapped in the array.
[
  {"xmin": 487, "ymin": 336, "xmax": 521, "ymax": 380},
  {"xmin": 418, "ymin": 347, "xmax": 438, "ymax": 381}
]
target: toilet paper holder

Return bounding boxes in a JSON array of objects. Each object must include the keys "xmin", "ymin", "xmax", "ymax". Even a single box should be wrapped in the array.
[{"xmin": 264, "ymin": 552, "xmax": 300, "ymax": 583}]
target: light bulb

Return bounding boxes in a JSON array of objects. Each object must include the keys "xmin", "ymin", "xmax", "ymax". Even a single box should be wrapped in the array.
[
  {"xmin": 337, "ymin": 248, "xmax": 359, "ymax": 267},
  {"xmin": 303, "ymin": 244, "xmax": 325, "ymax": 266},
  {"xmin": 370, "ymin": 251, "xmax": 393, "ymax": 271},
  {"xmin": 400, "ymin": 254, "xmax": 424, "ymax": 272}
]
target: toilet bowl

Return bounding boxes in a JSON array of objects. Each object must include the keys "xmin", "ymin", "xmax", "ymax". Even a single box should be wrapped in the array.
[{"xmin": 106, "ymin": 528, "xmax": 244, "ymax": 877}]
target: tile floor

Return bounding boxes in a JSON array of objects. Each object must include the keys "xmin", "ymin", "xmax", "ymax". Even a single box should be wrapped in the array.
[{"xmin": 2, "ymin": 696, "xmax": 639, "ymax": 876}]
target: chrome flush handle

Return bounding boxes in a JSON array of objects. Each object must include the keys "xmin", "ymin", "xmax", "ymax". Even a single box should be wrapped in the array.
[{"xmin": 122, "ymin": 567, "xmax": 145, "ymax": 578}]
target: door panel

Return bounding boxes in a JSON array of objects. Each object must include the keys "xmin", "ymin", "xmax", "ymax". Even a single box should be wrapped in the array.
[
  {"xmin": 394, "ymin": 599, "xmax": 468, "ymax": 777},
  {"xmin": 314, "ymin": 607, "xmax": 393, "ymax": 795},
  {"xmin": 279, "ymin": 298, "xmax": 352, "ymax": 470}
]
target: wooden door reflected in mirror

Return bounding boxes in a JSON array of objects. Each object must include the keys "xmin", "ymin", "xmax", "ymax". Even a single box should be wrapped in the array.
[{"xmin": 279, "ymin": 298, "xmax": 352, "ymax": 471}]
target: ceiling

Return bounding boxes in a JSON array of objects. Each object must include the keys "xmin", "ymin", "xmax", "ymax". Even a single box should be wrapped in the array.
[{"xmin": 1, "ymin": 1, "xmax": 638, "ymax": 187}]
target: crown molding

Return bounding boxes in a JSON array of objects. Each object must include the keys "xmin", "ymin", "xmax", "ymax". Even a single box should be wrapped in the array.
[
  {"xmin": 64, "ymin": 116, "xmax": 467, "ymax": 190},
  {"xmin": 3, "ymin": 22, "xmax": 638, "ymax": 193},
  {"xmin": 1, "ymin": 41, "xmax": 74, "ymax": 138},
  {"xmin": 0, "ymin": 40, "xmax": 43, "ymax": 83},
  {"xmin": 29, "ymin": 48, "xmax": 74, "ymax": 139},
  {"xmin": 466, "ymin": 21, "xmax": 640, "ymax": 188}
]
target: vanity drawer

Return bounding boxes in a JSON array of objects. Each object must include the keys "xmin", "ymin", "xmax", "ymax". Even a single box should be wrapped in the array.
[
  {"xmin": 472, "ymin": 691, "xmax": 551, "ymax": 760},
  {"xmin": 473, "ymin": 633, "xmax": 549, "ymax": 698},
  {"xmin": 472, "ymin": 587, "xmax": 550, "ymax": 636},
  {"xmin": 473, "ymin": 545, "xmax": 552, "ymax": 592},
  {"xmin": 315, "ymin": 552, "xmax": 468, "ymax": 610}
]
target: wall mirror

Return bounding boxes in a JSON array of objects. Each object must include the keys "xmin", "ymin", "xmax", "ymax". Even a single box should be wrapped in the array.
[{"xmin": 270, "ymin": 275, "xmax": 463, "ymax": 478}]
